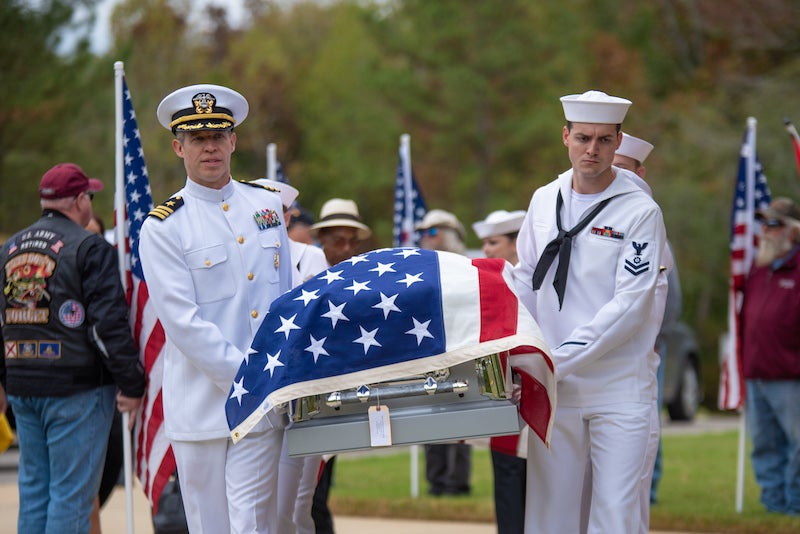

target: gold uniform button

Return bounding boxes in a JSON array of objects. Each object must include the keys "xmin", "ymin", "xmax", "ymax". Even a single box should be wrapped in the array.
[
  {"xmin": 222, "ymin": 203, "xmax": 229, "ymax": 211},
  {"xmin": 247, "ymin": 272, "xmax": 254, "ymax": 280},
  {"xmin": 205, "ymin": 260, "xmax": 211, "ymax": 267},
  {"xmin": 251, "ymin": 310, "xmax": 258, "ymax": 318},
  {"xmin": 237, "ymin": 236, "xmax": 244, "ymax": 244}
]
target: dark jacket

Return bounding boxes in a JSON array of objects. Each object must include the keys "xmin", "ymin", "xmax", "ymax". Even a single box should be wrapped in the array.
[
  {"xmin": 1, "ymin": 210, "xmax": 145, "ymax": 397},
  {"xmin": 741, "ymin": 244, "xmax": 800, "ymax": 380}
]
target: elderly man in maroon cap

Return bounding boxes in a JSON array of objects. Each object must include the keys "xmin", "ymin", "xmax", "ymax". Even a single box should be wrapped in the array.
[{"xmin": 0, "ymin": 163, "xmax": 145, "ymax": 533}]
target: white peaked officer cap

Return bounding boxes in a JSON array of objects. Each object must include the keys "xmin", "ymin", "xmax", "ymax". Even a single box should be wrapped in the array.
[
  {"xmin": 472, "ymin": 210, "xmax": 526, "ymax": 239},
  {"xmin": 616, "ymin": 132, "xmax": 654, "ymax": 163},
  {"xmin": 252, "ymin": 179, "xmax": 299, "ymax": 209},
  {"xmin": 560, "ymin": 90, "xmax": 632, "ymax": 124},
  {"xmin": 157, "ymin": 84, "xmax": 249, "ymax": 133}
]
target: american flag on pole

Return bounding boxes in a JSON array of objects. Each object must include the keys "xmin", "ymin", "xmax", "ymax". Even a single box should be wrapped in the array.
[
  {"xmin": 226, "ymin": 248, "xmax": 556, "ymax": 446},
  {"xmin": 118, "ymin": 76, "xmax": 175, "ymax": 512},
  {"xmin": 392, "ymin": 134, "xmax": 427, "ymax": 247},
  {"xmin": 784, "ymin": 118, "xmax": 800, "ymax": 180},
  {"xmin": 719, "ymin": 118, "xmax": 771, "ymax": 410}
]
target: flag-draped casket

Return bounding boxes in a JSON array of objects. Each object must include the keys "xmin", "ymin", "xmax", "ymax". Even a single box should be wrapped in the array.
[{"xmin": 226, "ymin": 248, "xmax": 555, "ymax": 454}]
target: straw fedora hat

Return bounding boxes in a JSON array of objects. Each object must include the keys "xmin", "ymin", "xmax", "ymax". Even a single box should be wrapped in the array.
[{"xmin": 310, "ymin": 198, "xmax": 372, "ymax": 240}]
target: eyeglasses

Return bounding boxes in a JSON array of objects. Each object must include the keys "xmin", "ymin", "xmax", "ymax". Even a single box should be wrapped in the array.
[
  {"xmin": 762, "ymin": 218, "xmax": 784, "ymax": 229},
  {"xmin": 420, "ymin": 227, "xmax": 439, "ymax": 237},
  {"xmin": 86, "ymin": 192, "xmax": 94, "ymax": 201}
]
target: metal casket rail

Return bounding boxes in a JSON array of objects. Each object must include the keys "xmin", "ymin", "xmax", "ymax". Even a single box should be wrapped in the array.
[{"xmin": 285, "ymin": 354, "xmax": 521, "ymax": 457}]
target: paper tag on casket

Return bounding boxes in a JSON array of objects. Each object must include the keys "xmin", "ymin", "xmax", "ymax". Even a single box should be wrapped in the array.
[{"xmin": 368, "ymin": 405, "xmax": 392, "ymax": 447}]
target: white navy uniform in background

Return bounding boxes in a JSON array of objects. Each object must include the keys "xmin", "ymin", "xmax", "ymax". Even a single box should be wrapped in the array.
[
  {"xmin": 140, "ymin": 177, "xmax": 292, "ymax": 533},
  {"xmin": 514, "ymin": 168, "xmax": 667, "ymax": 533}
]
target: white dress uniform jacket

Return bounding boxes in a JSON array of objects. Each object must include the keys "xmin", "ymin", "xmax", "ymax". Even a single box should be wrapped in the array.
[
  {"xmin": 514, "ymin": 168, "xmax": 667, "ymax": 407},
  {"xmin": 140, "ymin": 178, "xmax": 292, "ymax": 441},
  {"xmin": 289, "ymin": 239, "xmax": 329, "ymax": 287}
]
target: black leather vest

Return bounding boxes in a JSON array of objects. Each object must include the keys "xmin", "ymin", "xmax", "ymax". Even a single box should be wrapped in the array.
[{"xmin": 2, "ymin": 213, "xmax": 98, "ymax": 369}]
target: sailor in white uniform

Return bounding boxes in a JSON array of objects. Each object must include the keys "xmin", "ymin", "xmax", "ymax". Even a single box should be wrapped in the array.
[
  {"xmin": 513, "ymin": 91, "xmax": 668, "ymax": 534},
  {"xmin": 139, "ymin": 84, "xmax": 292, "ymax": 533}
]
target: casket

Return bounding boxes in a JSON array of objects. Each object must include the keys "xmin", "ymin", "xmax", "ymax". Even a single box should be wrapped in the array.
[
  {"xmin": 285, "ymin": 353, "xmax": 521, "ymax": 456},
  {"xmin": 226, "ymin": 249, "xmax": 555, "ymax": 453}
]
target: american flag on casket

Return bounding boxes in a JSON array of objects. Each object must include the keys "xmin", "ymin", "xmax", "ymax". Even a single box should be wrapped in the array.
[{"xmin": 226, "ymin": 248, "xmax": 556, "ymax": 446}]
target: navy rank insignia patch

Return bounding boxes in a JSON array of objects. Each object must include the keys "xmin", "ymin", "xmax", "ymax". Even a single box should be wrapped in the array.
[
  {"xmin": 591, "ymin": 225, "xmax": 624, "ymax": 239},
  {"xmin": 149, "ymin": 195, "xmax": 184, "ymax": 220},
  {"xmin": 624, "ymin": 241, "xmax": 650, "ymax": 276},
  {"xmin": 254, "ymin": 208, "xmax": 282, "ymax": 230}
]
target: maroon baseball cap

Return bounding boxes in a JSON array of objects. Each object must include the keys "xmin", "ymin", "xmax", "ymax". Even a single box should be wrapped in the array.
[{"xmin": 39, "ymin": 163, "xmax": 104, "ymax": 199}]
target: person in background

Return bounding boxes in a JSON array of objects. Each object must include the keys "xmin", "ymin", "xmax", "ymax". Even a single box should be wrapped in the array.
[
  {"xmin": 472, "ymin": 209, "xmax": 527, "ymax": 532},
  {"xmin": 287, "ymin": 206, "xmax": 317, "ymax": 245},
  {"xmin": 417, "ymin": 209, "xmax": 467, "ymax": 257},
  {"xmin": 1, "ymin": 163, "xmax": 145, "ymax": 533},
  {"xmin": 416, "ymin": 209, "xmax": 472, "ymax": 496},
  {"xmin": 306, "ymin": 198, "xmax": 373, "ymax": 534},
  {"xmin": 139, "ymin": 84, "xmax": 292, "ymax": 533},
  {"xmin": 613, "ymin": 133, "xmax": 682, "ymax": 516},
  {"xmin": 741, "ymin": 197, "xmax": 800, "ymax": 516},
  {"xmin": 513, "ymin": 90, "xmax": 668, "ymax": 532},
  {"xmin": 255, "ymin": 178, "xmax": 328, "ymax": 534}
]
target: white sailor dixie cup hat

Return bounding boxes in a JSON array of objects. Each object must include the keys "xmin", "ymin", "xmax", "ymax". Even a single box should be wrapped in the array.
[
  {"xmin": 616, "ymin": 132, "xmax": 654, "ymax": 163},
  {"xmin": 560, "ymin": 90, "xmax": 632, "ymax": 124},
  {"xmin": 472, "ymin": 210, "xmax": 526, "ymax": 239},
  {"xmin": 157, "ymin": 84, "xmax": 249, "ymax": 133}
]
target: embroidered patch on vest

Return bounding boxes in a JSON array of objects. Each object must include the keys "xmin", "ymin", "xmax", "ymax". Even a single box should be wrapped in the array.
[
  {"xmin": 18, "ymin": 341, "xmax": 37, "ymax": 358},
  {"xmin": 149, "ymin": 195, "xmax": 185, "ymax": 220},
  {"xmin": 590, "ymin": 225, "xmax": 624, "ymax": 239},
  {"xmin": 4, "ymin": 341, "xmax": 17, "ymax": 359},
  {"xmin": 38, "ymin": 341, "xmax": 61, "ymax": 359},
  {"xmin": 254, "ymin": 209, "xmax": 282, "ymax": 230},
  {"xmin": 58, "ymin": 299, "xmax": 85, "ymax": 328},
  {"xmin": 624, "ymin": 241, "xmax": 650, "ymax": 276}
]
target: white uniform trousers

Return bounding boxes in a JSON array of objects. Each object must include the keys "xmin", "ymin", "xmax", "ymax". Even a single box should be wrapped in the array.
[
  {"xmin": 526, "ymin": 402, "xmax": 654, "ymax": 534},
  {"xmin": 172, "ymin": 427, "xmax": 283, "ymax": 534},
  {"xmin": 277, "ymin": 431, "xmax": 321, "ymax": 534},
  {"xmin": 637, "ymin": 400, "xmax": 660, "ymax": 534}
]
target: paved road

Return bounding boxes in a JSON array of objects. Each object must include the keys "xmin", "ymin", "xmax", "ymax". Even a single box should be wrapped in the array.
[{"xmin": 0, "ymin": 414, "xmax": 738, "ymax": 533}]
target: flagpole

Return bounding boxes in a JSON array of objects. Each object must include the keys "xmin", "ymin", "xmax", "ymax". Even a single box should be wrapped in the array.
[
  {"xmin": 267, "ymin": 143, "xmax": 277, "ymax": 182},
  {"xmin": 733, "ymin": 116, "xmax": 758, "ymax": 514},
  {"xmin": 783, "ymin": 118, "xmax": 800, "ymax": 180},
  {"xmin": 401, "ymin": 134, "xmax": 414, "ymax": 247},
  {"xmin": 400, "ymin": 134, "xmax": 420, "ymax": 496},
  {"xmin": 114, "ymin": 60, "xmax": 136, "ymax": 534}
]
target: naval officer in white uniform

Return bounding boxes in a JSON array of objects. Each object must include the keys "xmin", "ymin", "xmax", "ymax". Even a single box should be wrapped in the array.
[
  {"xmin": 139, "ymin": 84, "xmax": 292, "ymax": 533},
  {"xmin": 513, "ymin": 91, "xmax": 668, "ymax": 533}
]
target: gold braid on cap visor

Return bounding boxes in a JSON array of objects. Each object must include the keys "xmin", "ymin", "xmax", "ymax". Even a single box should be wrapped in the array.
[{"xmin": 170, "ymin": 112, "xmax": 236, "ymax": 130}]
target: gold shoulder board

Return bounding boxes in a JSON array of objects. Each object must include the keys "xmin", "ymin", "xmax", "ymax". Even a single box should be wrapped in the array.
[
  {"xmin": 240, "ymin": 179, "xmax": 280, "ymax": 193},
  {"xmin": 148, "ymin": 195, "xmax": 185, "ymax": 221}
]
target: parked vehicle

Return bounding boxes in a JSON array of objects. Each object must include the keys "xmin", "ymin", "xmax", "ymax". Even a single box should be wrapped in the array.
[{"xmin": 661, "ymin": 321, "xmax": 703, "ymax": 421}]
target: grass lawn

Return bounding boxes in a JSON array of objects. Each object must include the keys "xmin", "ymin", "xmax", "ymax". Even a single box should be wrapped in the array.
[{"xmin": 328, "ymin": 430, "xmax": 800, "ymax": 533}]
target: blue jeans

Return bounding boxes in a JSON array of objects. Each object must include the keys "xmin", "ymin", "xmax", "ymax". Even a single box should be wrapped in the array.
[
  {"xmin": 745, "ymin": 379, "xmax": 800, "ymax": 515},
  {"xmin": 9, "ymin": 386, "xmax": 116, "ymax": 534}
]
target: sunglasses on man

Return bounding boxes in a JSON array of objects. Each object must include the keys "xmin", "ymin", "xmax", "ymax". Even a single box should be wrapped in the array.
[
  {"xmin": 762, "ymin": 218, "xmax": 784, "ymax": 229},
  {"xmin": 420, "ymin": 227, "xmax": 439, "ymax": 237}
]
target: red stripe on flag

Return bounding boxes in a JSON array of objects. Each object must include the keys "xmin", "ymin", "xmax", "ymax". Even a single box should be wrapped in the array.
[
  {"xmin": 472, "ymin": 257, "xmax": 518, "ymax": 341},
  {"xmin": 511, "ymin": 345, "xmax": 554, "ymax": 444}
]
